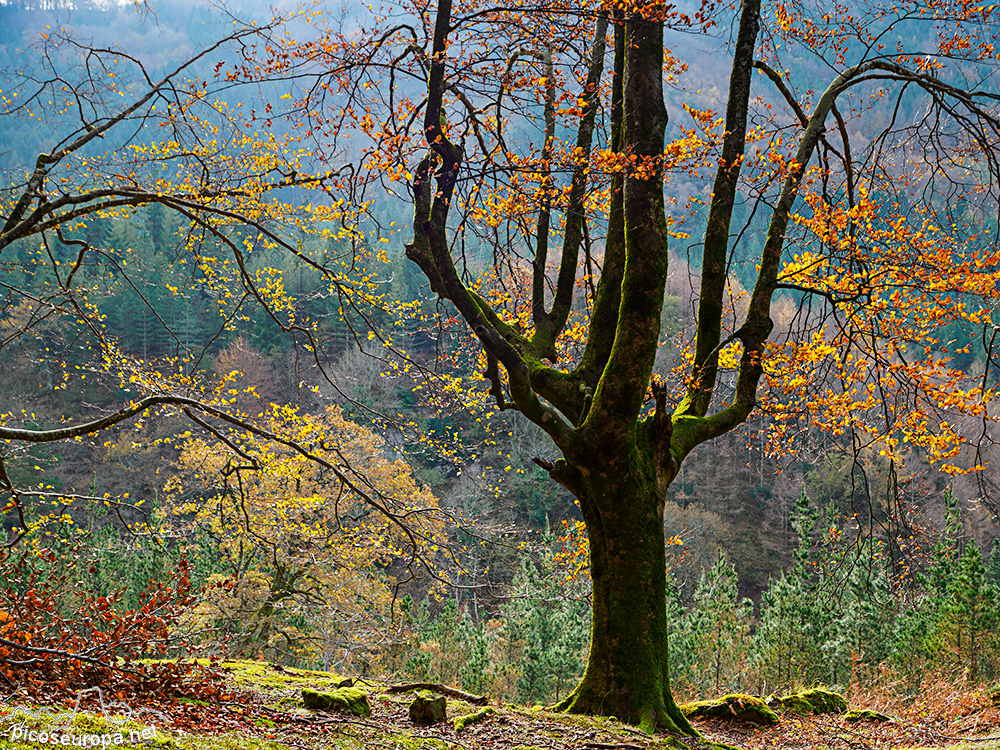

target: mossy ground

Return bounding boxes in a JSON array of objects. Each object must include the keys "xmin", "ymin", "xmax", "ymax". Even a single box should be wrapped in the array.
[
  {"xmin": 4, "ymin": 664, "xmax": 1000, "ymax": 750},
  {"xmin": 0, "ymin": 704, "xmax": 288, "ymax": 750},
  {"xmin": 0, "ymin": 662, "xmax": 698, "ymax": 750}
]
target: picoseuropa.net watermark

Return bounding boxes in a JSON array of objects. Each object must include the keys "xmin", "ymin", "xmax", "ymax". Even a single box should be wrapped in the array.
[
  {"xmin": 2, "ymin": 687, "xmax": 165, "ymax": 747},
  {"xmin": 7, "ymin": 723, "xmax": 157, "ymax": 748}
]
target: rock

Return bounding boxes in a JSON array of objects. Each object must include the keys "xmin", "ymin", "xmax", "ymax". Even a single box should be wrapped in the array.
[
  {"xmin": 409, "ymin": 690, "xmax": 447, "ymax": 724},
  {"xmin": 772, "ymin": 688, "xmax": 848, "ymax": 715},
  {"xmin": 680, "ymin": 694, "xmax": 779, "ymax": 725},
  {"xmin": 302, "ymin": 686, "xmax": 372, "ymax": 717},
  {"xmin": 844, "ymin": 709, "xmax": 894, "ymax": 723}
]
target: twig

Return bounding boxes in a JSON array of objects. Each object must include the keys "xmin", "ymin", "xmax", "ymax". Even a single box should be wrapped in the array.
[{"xmin": 929, "ymin": 732, "xmax": 1000, "ymax": 743}]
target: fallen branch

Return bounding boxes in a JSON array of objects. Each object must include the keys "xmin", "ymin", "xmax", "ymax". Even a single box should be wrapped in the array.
[
  {"xmin": 0, "ymin": 636, "xmax": 143, "ymax": 675},
  {"xmin": 387, "ymin": 682, "xmax": 488, "ymax": 705}
]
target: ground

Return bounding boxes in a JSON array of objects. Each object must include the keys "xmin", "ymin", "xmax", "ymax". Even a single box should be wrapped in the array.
[{"xmin": 1, "ymin": 661, "xmax": 1000, "ymax": 750}]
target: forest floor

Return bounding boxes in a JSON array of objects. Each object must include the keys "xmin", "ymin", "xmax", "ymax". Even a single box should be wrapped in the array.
[{"xmin": 2, "ymin": 661, "xmax": 1000, "ymax": 750}]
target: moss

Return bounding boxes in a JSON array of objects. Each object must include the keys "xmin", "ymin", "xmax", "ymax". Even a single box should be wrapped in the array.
[
  {"xmin": 387, "ymin": 734, "xmax": 451, "ymax": 750},
  {"xmin": 453, "ymin": 707, "xmax": 495, "ymax": 731},
  {"xmin": 990, "ymin": 684, "xmax": 1000, "ymax": 706},
  {"xmin": 150, "ymin": 739, "xmax": 294, "ymax": 750},
  {"xmin": 0, "ymin": 706, "xmax": 166, "ymax": 746},
  {"xmin": 302, "ymin": 686, "xmax": 372, "ymax": 717},
  {"xmin": 773, "ymin": 688, "xmax": 848, "ymax": 715},
  {"xmin": 0, "ymin": 707, "xmax": 297, "ymax": 750},
  {"xmin": 680, "ymin": 694, "xmax": 779, "ymax": 725},
  {"xmin": 222, "ymin": 659, "xmax": 347, "ymax": 690},
  {"xmin": 177, "ymin": 698, "xmax": 210, "ymax": 707},
  {"xmin": 844, "ymin": 709, "xmax": 894, "ymax": 723}
]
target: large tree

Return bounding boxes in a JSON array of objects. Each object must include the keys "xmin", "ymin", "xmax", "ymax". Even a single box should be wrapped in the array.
[
  {"xmin": 3, "ymin": 0, "xmax": 1000, "ymax": 732},
  {"xmin": 269, "ymin": 0, "xmax": 1000, "ymax": 732}
]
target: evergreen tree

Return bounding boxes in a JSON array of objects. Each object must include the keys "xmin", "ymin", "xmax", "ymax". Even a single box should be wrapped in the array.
[
  {"xmin": 665, "ymin": 568, "xmax": 693, "ymax": 693},
  {"xmin": 819, "ymin": 542, "xmax": 896, "ymax": 688},
  {"xmin": 892, "ymin": 489, "xmax": 962, "ymax": 671},
  {"xmin": 686, "ymin": 549, "xmax": 752, "ymax": 695},
  {"xmin": 753, "ymin": 488, "xmax": 824, "ymax": 692},
  {"xmin": 944, "ymin": 543, "xmax": 997, "ymax": 682},
  {"xmin": 987, "ymin": 538, "xmax": 1000, "ymax": 590},
  {"xmin": 753, "ymin": 572, "xmax": 813, "ymax": 693},
  {"xmin": 503, "ymin": 545, "xmax": 589, "ymax": 704},
  {"xmin": 458, "ymin": 621, "xmax": 494, "ymax": 695}
]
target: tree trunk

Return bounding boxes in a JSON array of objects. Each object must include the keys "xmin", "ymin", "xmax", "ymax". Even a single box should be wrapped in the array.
[{"xmin": 553, "ymin": 453, "xmax": 695, "ymax": 735}]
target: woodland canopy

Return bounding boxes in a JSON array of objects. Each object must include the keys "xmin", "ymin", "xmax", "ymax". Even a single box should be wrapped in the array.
[{"xmin": 1, "ymin": 0, "xmax": 1000, "ymax": 737}]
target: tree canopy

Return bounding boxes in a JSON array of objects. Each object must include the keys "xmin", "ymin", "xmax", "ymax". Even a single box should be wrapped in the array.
[{"xmin": 2, "ymin": 0, "xmax": 1000, "ymax": 733}]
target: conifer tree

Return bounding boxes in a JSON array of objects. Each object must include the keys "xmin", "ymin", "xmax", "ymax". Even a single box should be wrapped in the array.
[
  {"xmin": 944, "ymin": 543, "xmax": 997, "ymax": 682},
  {"xmin": 687, "ymin": 549, "xmax": 753, "ymax": 695},
  {"xmin": 819, "ymin": 542, "xmax": 896, "ymax": 688},
  {"xmin": 753, "ymin": 489, "xmax": 824, "ymax": 692},
  {"xmin": 459, "ymin": 622, "xmax": 494, "ymax": 695},
  {"xmin": 503, "ymin": 542, "xmax": 589, "ymax": 704},
  {"xmin": 892, "ymin": 489, "xmax": 962, "ymax": 670},
  {"xmin": 665, "ymin": 568, "xmax": 693, "ymax": 694},
  {"xmin": 986, "ymin": 539, "xmax": 1000, "ymax": 591}
]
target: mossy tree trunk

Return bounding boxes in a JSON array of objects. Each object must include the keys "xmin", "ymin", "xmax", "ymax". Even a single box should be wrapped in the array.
[
  {"xmin": 552, "ymin": 455, "xmax": 692, "ymax": 734},
  {"xmin": 543, "ymin": 13, "xmax": 693, "ymax": 731}
]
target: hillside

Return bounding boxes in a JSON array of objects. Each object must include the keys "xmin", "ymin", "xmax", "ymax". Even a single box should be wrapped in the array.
[{"xmin": 3, "ymin": 661, "xmax": 1000, "ymax": 750}]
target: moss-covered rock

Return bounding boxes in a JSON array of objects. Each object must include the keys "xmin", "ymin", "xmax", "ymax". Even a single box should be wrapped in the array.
[
  {"xmin": 301, "ymin": 686, "xmax": 371, "ymax": 717},
  {"xmin": 453, "ymin": 707, "xmax": 495, "ymax": 731},
  {"xmin": 680, "ymin": 694, "xmax": 779, "ymax": 725},
  {"xmin": 772, "ymin": 688, "xmax": 848, "ymax": 715},
  {"xmin": 409, "ymin": 691, "xmax": 447, "ymax": 725},
  {"xmin": 844, "ymin": 709, "xmax": 893, "ymax": 723}
]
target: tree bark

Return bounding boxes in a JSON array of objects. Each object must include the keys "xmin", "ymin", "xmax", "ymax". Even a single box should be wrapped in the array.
[{"xmin": 552, "ymin": 451, "xmax": 693, "ymax": 735}]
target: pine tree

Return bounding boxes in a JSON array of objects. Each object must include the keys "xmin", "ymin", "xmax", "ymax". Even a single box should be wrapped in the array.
[
  {"xmin": 986, "ymin": 538, "xmax": 1000, "ymax": 590},
  {"xmin": 686, "ymin": 549, "xmax": 752, "ymax": 695},
  {"xmin": 944, "ymin": 543, "xmax": 998, "ymax": 682},
  {"xmin": 892, "ymin": 488, "xmax": 962, "ymax": 672},
  {"xmin": 498, "ymin": 529, "xmax": 591, "ymax": 705},
  {"xmin": 459, "ymin": 622, "xmax": 494, "ymax": 695},
  {"xmin": 753, "ymin": 488, "xmax": 825, "ymax": 693},
  {"xmin": 819, "ymin": 541, "xmax": 896, "ymax": 688},
  {"xmin": 665, "ymin": 567, "xmax": 693, "ymax": 694}
]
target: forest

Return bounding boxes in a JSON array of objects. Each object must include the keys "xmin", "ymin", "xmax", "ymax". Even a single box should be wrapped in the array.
[{"xmin": 2, "ymin": 0, "xmax": 1000, "ymax": 748}]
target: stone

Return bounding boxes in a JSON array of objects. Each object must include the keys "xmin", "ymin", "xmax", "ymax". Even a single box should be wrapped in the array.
[
  {"xmin": 844, "ymin": 709, "xmax": 893, "ymax": 723},
  {"xmin": 680, "ymin": 694, "xmax": 779, "ymax": 725},
  {"xmin": 301, "ymin": 686, "xmax": 372, "ymax": 717},
  {"xmin": 771, "ymin": 688, "xmax": 848, "ymax": 715},
  {"xmin": 409, "ymin": 690, "xmax": 447, "ymax": 724}
]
